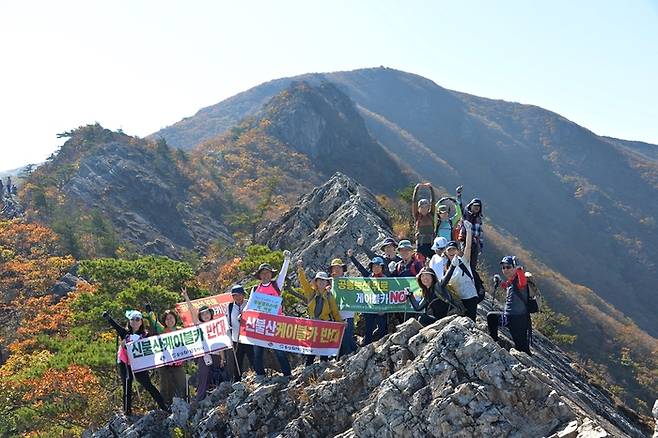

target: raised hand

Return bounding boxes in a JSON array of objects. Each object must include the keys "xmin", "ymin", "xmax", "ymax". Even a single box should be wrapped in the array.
[
  {"xmin": 283, "ymin": 250, "xmax": 292, "ymax": 259},
  {"xmin": 347, "ymin": 248, "xmax": 354, "ymax": 257},
  {"xmin": 357, "ymin": 236, "xmax": 364, "ymax": 246}
]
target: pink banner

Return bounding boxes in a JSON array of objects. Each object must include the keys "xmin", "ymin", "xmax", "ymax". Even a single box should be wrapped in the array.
[
  {"xmin": 238, "ymin": 310, "xmax": 346, "ymax": 356},
  {"xmin": 175, "ymin": 293, "xmax": 234, "ymax": 327}
]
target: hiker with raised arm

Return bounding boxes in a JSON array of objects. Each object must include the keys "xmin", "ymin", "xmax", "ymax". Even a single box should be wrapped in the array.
[
  {"xmin": 436, "ymin": 185, "xmax": 463, "ymax": 241},
  {"xmin": 412, "ymin": 182, "xmax": 436, "ymax": 259},
  {"xmin": 442, "ymin": 220, "xmax": 479, "ymax": 321},
  {"xmin": 329, "ymin": 257, "xmax": 358, "ymax": 356},
  {"xmin": 144, "ymin": 305, "xmax": 186, "ymax": 405},
  {"xmin": 299, "ymin": 268, "xmax": 341, "ymax": 365},
  {"xmin": 226, "ymin": 285, "xmax": 255, "ymax": 381},
  {"xmin": 487, "ymin": 256, "xmax": 536, "ymax": 354},
  {"xmin": 251, "ymin": 251, "xmax": 293, "ymax": 382},
  {"xmin": 357, "ymin": 236, "xmax": 401, "ymax": 276},
  {"xmin": 180, "ymin": 288, "xmax": 227, "ymax": 401},
  {"xmin": 406, "ymin": 265, "xmax": 464, "ymax": 326},
  {"xmin": 347, "ymin": 248, "xmax": 388, "ymax": 345},
  {"xmin": 461, "ymin": 197, "xmax": 484, "ymax": 274},
  {"xmin": 102, "ymin": 309, "xmax": 168, "ymax": 416}
]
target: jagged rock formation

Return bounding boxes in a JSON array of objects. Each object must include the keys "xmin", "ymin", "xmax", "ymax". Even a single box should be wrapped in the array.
[
  {"xmin": 0, "ymin": 193, "xmax": 24, "ymax": 219},
  {"xmin": 88, "ymin": 316, "xmax": 648, "ymax": 437},
  {"xmin": 258, "ymin": 172, "xmax": 392, "ymax": 271}
]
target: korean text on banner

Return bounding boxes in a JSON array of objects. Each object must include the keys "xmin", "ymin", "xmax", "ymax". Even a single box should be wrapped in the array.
[
  {"xmin": 332, "ymin": 277, "xmax": 423, "ymax": 313},
  {"xmin": 127, "ymin": 316, "xmax": 233, "ymax": 372},
  {"xmin": 175, "ymin": 293, "xmax": 234, "ymax": 327},
  {"xmin": 238, "ymin": 310, "xmax": 345, "ymax": 356},
  {"xmin": 244, "ymin": 291, "xmax": 283, "ymax": 315}
]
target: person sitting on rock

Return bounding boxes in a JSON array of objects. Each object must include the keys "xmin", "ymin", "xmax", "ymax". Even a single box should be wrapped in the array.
[
  {"xmin": 102, "ymin": 309, "xmax": 168, "ymax": 416},
  {"xmin": 435, "ymin": 185, "xmax": 463, "ymax": 241},
  {"xmin": 357, "ymin": 236, "xmax": 401, "ymax": 276},
  {"xmin": 412, "ymin": 183, "xmax": 436, "ymax": 260},
  {"xmin": 407, "ymin": 266, "xmax": 464, "ymax": 326},
  {"xmin": 428, "ymin": 237, "xmax": 448, "ymax": 280},
  {"xmin": 329, "ymin": 257, "xmax": 358, "ymax": 357},
  {"xmin": 226, "ymin": 285, "xmax": 255, "ymax": 382},
  {"xmin": 442, "ymin": 221, "xmax": 479, "ymax": 322},
  {"xmin": 487, "ymin": 256, "xmax": 532, "ymax": 354},
  {"xmin": 347, "ymin": 249, "xmax": 388, "ymax": 345},
  {"xmin": 251, "ymin": 252, "xmax": 293, "ymax": 382},
  {"xmin": 144, "ymin": 306, "xmax": 187, "ymax": 405},
  {"xmin": 299, "ymin": 269, "xmax": 342, "ymax": 365},
  {"xmin": 181, "ymin": 288, "xmax": 227, "ymax": 401}
]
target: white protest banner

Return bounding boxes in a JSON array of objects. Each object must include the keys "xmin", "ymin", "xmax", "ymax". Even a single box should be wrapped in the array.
[
  {"xmin": 244, "ymin": 291, "xmax": 283, "ymax": 315},
  {"xmin": 127, "ymin": 315, "xmax": 232, "ymax": 372}
]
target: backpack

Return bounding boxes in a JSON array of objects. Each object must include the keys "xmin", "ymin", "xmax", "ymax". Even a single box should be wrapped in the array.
[
  {"xmin": 457, "ymin": 260, "xmax": 486, "ymax": 303},
  {"xmin": 524, "ymin": 272, "xmax": 541, "ymax": 313}
]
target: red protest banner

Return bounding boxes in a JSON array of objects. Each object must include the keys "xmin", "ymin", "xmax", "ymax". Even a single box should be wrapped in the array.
[
  {"xmin": 175, "ymin": 293, "xmax": 234, "ymax": 327},
  {"xmin": 238, "ymin": 310, "xmax": 346, "ymax": 356}
]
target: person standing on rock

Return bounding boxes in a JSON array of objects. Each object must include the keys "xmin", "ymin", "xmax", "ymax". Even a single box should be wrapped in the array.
[
  {"xmin": 329, "ymin": 257, "xmax": 359, "ymax": 357},
  {"xmin": 461, "ymin": 198, "xmax": 484, "ymax": 274},
  {"xmin": 347, "ymin": 249, "xmax": 388, "ymax": 345},
  {"xmin": 226, "ymin": 285, "xmax": 255, "ymax": 382},
  {"xmin": 102, "ymin": 309, "xmax": 168, "ymax": 416},
  {"xmin": 428, "ymin": 237, "xmax": 448, "ymax": 279},
  {"xmin": 435, "ymin": 185, "xmax": 463, "ymax": 241},
  {"xmin": 406, "ymin": 266, "xmax": 464, "ymax": 326},
  {"xmin": 0, "ymin": 179, "xmax": 4, "ymax": 196},
  {"xmin": 412, "ymin": 183, "xmax": 436, "ymax": 260},
  {"xmin": 443, "ymin": 220, "xmax": 479, "ymax": 322},
  {"xmin": 181, "ymin": 288, "xmax": 227, "ymax": 401},
  {"xmin": 297, "ymin": 267, "xmax": 342, "ymax": 365},
  {"xmin": 357, "ymin": 236, "xmax": 401, "ymax": 276},
  {"xmin": 252, "ymin": 252, "xmax": 293, "ymax": 382},
  {"xmin": 144, "ymin": 306, "xmax": 187, "ymax": 405},
  {"xmin": 486, "ymin": 256, "xmax": 533, "ymax": 354},
  {"xmin": 391, "ymin": 240, "xmax": 424, "ymax": 277}
]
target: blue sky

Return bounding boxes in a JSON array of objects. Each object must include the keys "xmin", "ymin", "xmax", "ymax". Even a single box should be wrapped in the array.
[{"xmin": 1, "ymin": 0, "xmax": 657, "ymax": 171}]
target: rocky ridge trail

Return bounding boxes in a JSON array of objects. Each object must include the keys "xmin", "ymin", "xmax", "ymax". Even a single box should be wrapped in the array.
[{"xmin": 88, "ymin": 315, "xmax": 649, "ymax": 437}]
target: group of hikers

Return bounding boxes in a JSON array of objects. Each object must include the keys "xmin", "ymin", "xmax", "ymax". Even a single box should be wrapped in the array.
[
  {"xmin": 0, "ymin": 177, "xmax": 17, "ymax": 197},
  {"xmin": 103, "ymin": 183, "xmax": 539, "ymax": 417}
]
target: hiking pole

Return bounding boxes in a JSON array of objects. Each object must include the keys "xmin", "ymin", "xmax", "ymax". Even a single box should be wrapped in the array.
[
  {"xmin": 491, "ymin": 275, "xmax": 501, "ymax": 309},
  {"xmin": 231, "ymin": 344, "xmax": 241, "ymax": 380}
]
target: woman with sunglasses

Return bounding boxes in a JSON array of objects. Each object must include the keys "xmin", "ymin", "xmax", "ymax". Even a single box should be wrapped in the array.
[
  {"xmin": 102, "ymin": 309, "xmax": 168, "ymax": 416},
  {"xmin": 486, "ymin": 256, "xmax": 532, "ymax": 354}
]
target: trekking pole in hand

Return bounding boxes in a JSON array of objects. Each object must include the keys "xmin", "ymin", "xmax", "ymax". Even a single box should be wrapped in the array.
[{"xmin": 491, "ymin": 275, "xmax": 501, "ymax": 309}]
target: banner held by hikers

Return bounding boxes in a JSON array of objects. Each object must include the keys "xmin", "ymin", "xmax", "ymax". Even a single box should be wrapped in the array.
[
  {"xmin": 244, "ymin": 291, "xmax": 283, "ymax": 315},
  {"xmin": 238, "ymin": 310, "xmax": 345, "ymax": 356},
  {"xmin": 127, "ymin": 316, "xmax": 233, "ymax": 372},
  {"xmin": 332, "ymin": 276, "xmax": 423, "ymax": 313},
  {"xmin": 175, "ymin": 293, "xmax": 234, "ymax": 327}
]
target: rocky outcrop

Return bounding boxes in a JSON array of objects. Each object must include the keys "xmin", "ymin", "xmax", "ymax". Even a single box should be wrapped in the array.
[
  {"xmin": 89, "ymin": 316, "xmax": 647, "ymax": 437},
  {"xmin": 258, "ymin": 172, "xmax": 394, "ymax": 272},
  {"xmin": 0, "ymin": 193, "xmax": 24, "ymax": 219}
]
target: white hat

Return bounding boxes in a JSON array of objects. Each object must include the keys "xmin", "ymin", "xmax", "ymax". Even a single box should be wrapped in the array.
[
  {"xmin": 125, "ymin": 310, "xmax": 143, "ymax": 320},
  {"xmin": 431, "ymin": 236, "xmax": 448, "ymax": 251}
]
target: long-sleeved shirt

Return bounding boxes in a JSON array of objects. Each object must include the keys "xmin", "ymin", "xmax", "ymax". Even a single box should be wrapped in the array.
[
  {"xmin": 501, "ymin": 268, "xmax": 529, "ymax": 315},
  {"xmin": 253, "ymin": 258, "xmax": 291, "ymax": 314},
  {"xmin": 445, "ymin": 256, "xmax": 478, "ymax": 300},
  {"xmin": 435, "ymin": 196, "xmax": 463, "ymax": 240},
  {"xmin": 297, "ymin": 267, "xmax": 342, "ymax": 322},
  {"xmin": 408, "ymin": 265, "xmax": 462, "ymax": 315},
  {"xmin": 413, "ymin": 185, "xmax": 436, "ymax": 246},
  {"xmin": 361, "ymin": 246, "xmax": 401, "ymax": 276},
  {"xmin": 106, "ymin": 315, "xmax": 147, "ymax": 365}
]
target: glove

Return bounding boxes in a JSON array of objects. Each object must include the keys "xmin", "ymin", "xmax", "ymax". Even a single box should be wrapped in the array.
[
  {"xmin": 357, "ymin": 236, "xmax": 364, "ymax": 246},
  {"xmin": 283, "ymin": 250, "xmax": 291, "ymax": 259},
  {"xmin": 493, "ymin": 274, "xmax": 501, "ymax": 288},
  {"xmin": 102, "ymin": 310, "xmax": 109, "ymax": 319},
  {"xmin": 451, "ymin": 256, "xmax": 461, "ymax": 268},
  {"xmin": 144, "ymin": 303, "xmax": 153, "ymax": 313}
]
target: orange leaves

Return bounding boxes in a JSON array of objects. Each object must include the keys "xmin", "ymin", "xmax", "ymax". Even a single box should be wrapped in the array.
[
  {"xmin": 198, "ymin": 257, "xmax": 242, "ymax": 292},
  {"xmin": 0, "ymin": 219, "xmax": 63, "ymax": 258}
]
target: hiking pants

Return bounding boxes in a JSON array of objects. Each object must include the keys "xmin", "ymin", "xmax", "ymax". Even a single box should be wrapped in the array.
[
  {"xmin": 227, "ymin": 342, "xmax": 255, "ymax": 381},
  {"xmin": 339, "ymin": 317, "xmax": 358, "ymax": 356},
  {"xmin": 253, "ymin": 346, "xmax": 292, "ymax": 377},
  {"xmin": 118, "ymin": 362, "xmax": 167, "ymax": 415},
  {"xmin": 195, "ymin": 356, "xmax": 212, "ymax": 401},
  {"xmin": 487, "ymin": 312, "xmax": 530, "ymax": 354},
  {"xmin": 158, "ymin": 365, "xmax": 186, "ymax": 405},
  {"xmin": 462, "ymin": 297, "xmax": 479, "ymax": 322},
  {"xmin": 363, "ymin": 313, "xmax": 388, "ymax": 345}
]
